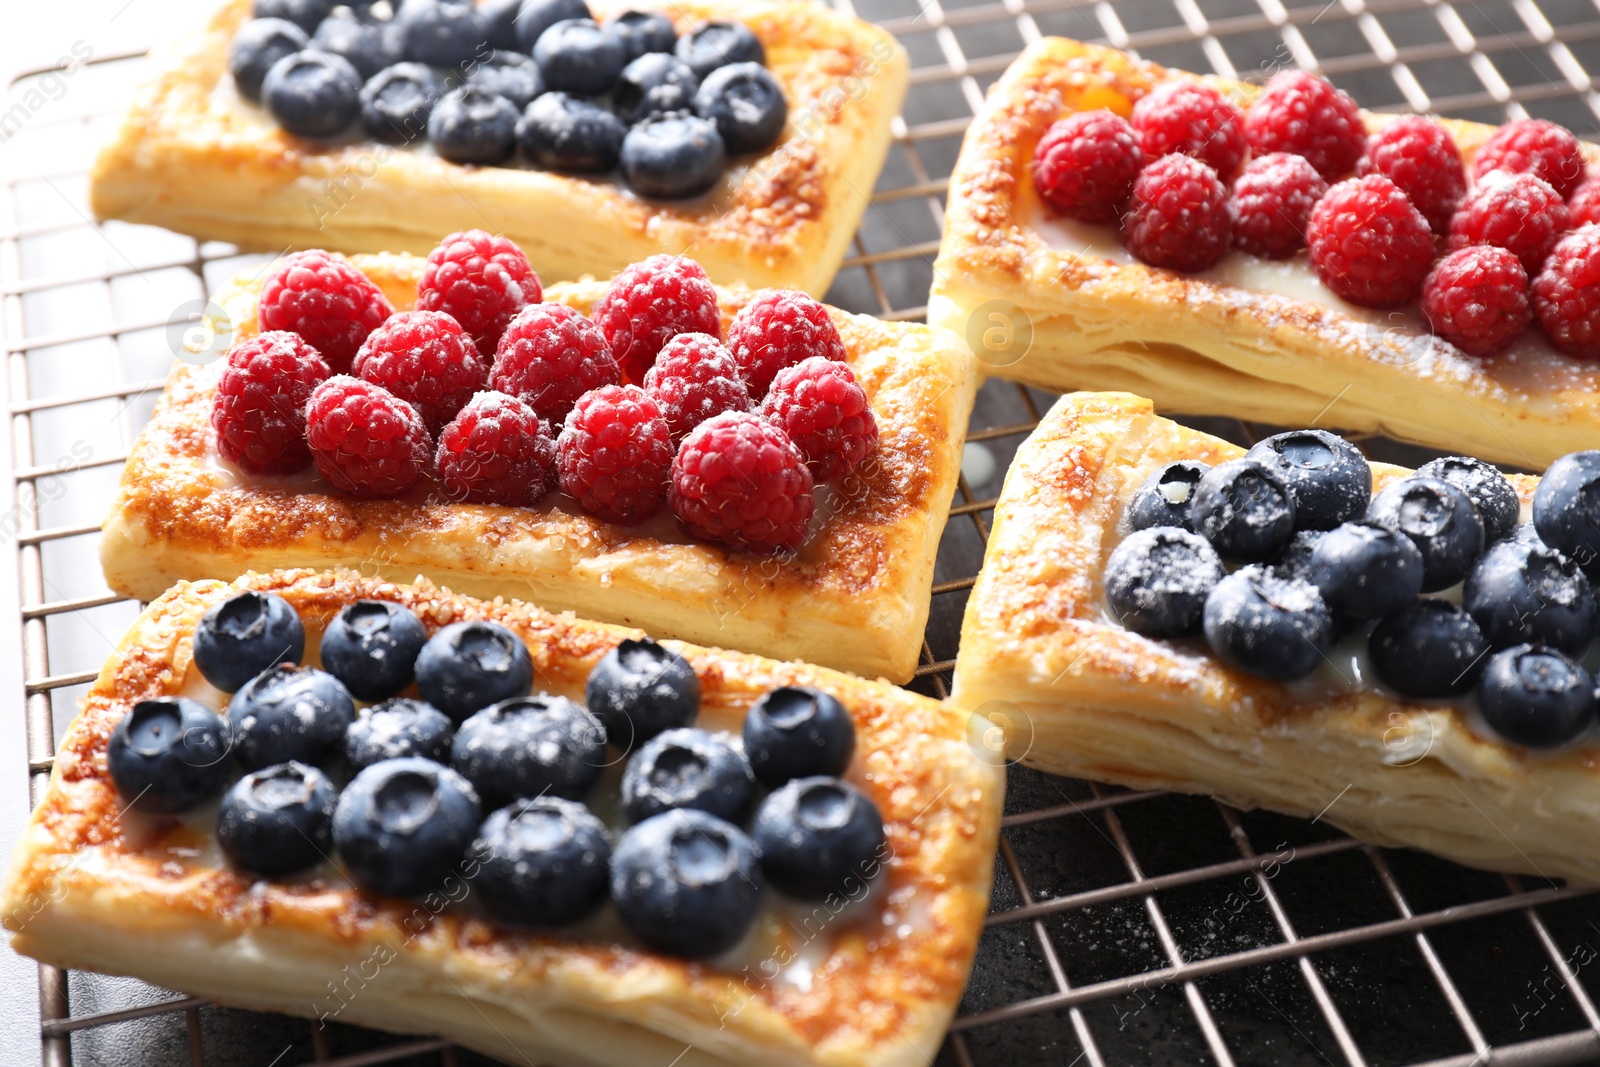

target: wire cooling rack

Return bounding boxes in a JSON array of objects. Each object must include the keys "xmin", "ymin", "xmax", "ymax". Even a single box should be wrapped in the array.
[{"xmin": 9, "ymin": 0, "xmax": 1600, "ymax": 1064}]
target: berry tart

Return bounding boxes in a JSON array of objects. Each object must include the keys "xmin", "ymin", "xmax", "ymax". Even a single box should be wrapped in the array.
[
  {"xmin": 88, "ymin": 0, "xmax": 907, "ymax": 297},
  {"xmin": 953, "ymin": 390, "xmax": 1600, "ymax": 883},
  {"xmin": 97, "ymin": 241, "xmax": 975, "ymax": 683},
  {"xmin": 2, "ymin": 569, "xmax": 1001, "ymax": 1067},
  {"xmin": 929, "ymin": 38, "xmax": 1600, "ymax": 468}
]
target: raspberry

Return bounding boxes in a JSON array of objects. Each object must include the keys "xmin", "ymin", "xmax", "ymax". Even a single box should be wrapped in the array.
[
  {"xmin": 725, "ymin": 290, "xmax": 849, "ymax": 398},
  {"xmin": 641, "ymin": 332, "xmax": 752, "ymax": 442},
  {"xmin": 435, "ymin": 391, "xmax": 556, "ymax": 506},
  {"xmin": 1031, "ymin": 110, "xmax": 1144, "ymax": 222},
  {"xmin": 1533, "ymin": 225, "xmax": 1600, "ymax": 360},
  {"xmin": 760, "ymin": 356, "xmax": 877, "ymax": 481},
  {"xmin": 1121, "ymin": 154, "xmax": 1232, "ymax": 273},
  {"xmin": 351, "ymin": 310, "xmax": 488, "ymax": 433},
  {"xmin": 211, "ymin": 331, "xmax": 331, "ymax": 475},
  {"xmin": 670, "ymin": 411, "xmax": 815, "ymax": 554},
  {"xmin": 258, "ymin": 250, "xmax": 393, "ymax": 373},
  {"xmin": 491, "ymin": 302, "xmax": 620, "ymax": 423},
  {"xmin": 591, "ymin": 255, "xmax": 722, "ymax": 382},
  {"xmin": 416, "ymin": 230, "xmax": 543, "ymax": 357},
  {"xmin": 1243, "ymin": 70, "xmax": 1366, "ymax": 180},
  {"xmin": 1307, "ymin": 175, "xmax": 1434, "ymax": 308},
  {"xmin": 305, "ymin": 375, "xmax": 432, "ymax": 498},
  {"xmin": 1472, "ymin": 118, "xmax": 1585, "ymax": 199},
  {"xmin": 1357, "ymin": 115, "xmax": 1466, "ymax": 234},
  {"xmin": 1447, "ymin": 170, "xmax": 1569, "ymax": 275},
  {"xmin": 1571, "ymin": 176, "xmax": 1600, "ymax": 227},
  {"xmin": 1230, "ymin": 152, "xmax": 1328, "ymax": 259},
  {"xmin": 1131, "ymin": 81, "xmax": 1246, "ymax": 180},
  {"xmin": 1421, "ymin": 246, "xmax": 1531, "ymax": 357},
  {"xmin": 557, "ymin": 384, "xmax": 673, "ymax": 523}
]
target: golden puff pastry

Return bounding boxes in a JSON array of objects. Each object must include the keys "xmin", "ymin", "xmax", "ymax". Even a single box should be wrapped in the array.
[
  {"xmin": 948, "ymin": 390, "xmax": 1600, "ymax": 885},
  {"xmin": 98, "ymin": 253, "xmax": 976, "ymax": 684},
  {"xmin": 927, "ymin": 37, "xmax": 1600, "ymax": 469},
  {"xmin": 2, "ymin": 569, "xmax": 1003, "ymax": 1067},
  {"xmin": 88, "ymin": 0, "xmax": 908, "ymax": 297}
]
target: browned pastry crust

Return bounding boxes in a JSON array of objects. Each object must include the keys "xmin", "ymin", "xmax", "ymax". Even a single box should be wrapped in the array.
[
  {"xmin": 950, "ymin": 391, "xmax": 1600, "ymax": 885},
  {"xmin": 88, "ymin": 0, "xmax": 908, "ymax": 297},
  {"xmin": 3, "ymin": 569, "xmax": 1003, "ymax": 1067},
  {"xmin": 928, "ymin": 37, "xmax": 1600, "ymax": 468},
  {"xmin": 98, "ymin": 253, "xmax": 976, "ymax": 684}
]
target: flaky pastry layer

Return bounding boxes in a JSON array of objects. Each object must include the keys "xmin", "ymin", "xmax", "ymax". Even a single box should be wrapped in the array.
[
  {"xmin": 949, "ymin": 391, "xmax": 1600, "ymax": 885},
  {"xmin": 89, "ymin": 0, "xmax": 908, "ymax": 297},
  {"xmin": 928, "ymin": 37, "xmax": 1600, "ymax": 468},
  {"xmin": 3, "ymin": 569, "xmax": 1003, "ymax": 1067},
  {"xmin": 98, "ymin": 253, "xmax": 976, "ymax": 683}
]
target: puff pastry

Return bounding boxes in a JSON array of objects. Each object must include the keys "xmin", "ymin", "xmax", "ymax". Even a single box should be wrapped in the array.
[
  {"xmin": 89, "ymin": 0, "xmax": 908, "ymax": 297},
  {"xmin": 98, "ymin": 253, "xmax": 975, "ymax": 684},
  {"xmin": 928, "ymin": 37, "xmax": 1600, "ymax": 469},
  {"xmin": 2, "ymin": 568, "xmax": 1002, "ymax": 1067},
  {"xmin": 949, "ymin": 390, "xmax": 1600, "ymax": 885}
]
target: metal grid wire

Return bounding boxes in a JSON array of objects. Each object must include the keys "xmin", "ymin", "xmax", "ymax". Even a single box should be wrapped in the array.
[{"xmin": 10, "ymin": 0, "xmax": 1600, "ymax": 1063}]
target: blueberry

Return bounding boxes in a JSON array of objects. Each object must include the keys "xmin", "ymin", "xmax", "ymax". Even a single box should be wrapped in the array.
[
  {"xmin": 1246, "ymin": 429, "xmax": 1371, "ymax": 531},
  {"xmin": 694, "ymin": 62, "xmax": 785, "ymax": 154},
  {"xmin": 1533, "ymin": 451, "xmax": 1600, "ymax": 578},
  {"xmin": 311, "ymin": 10, "xmax": 403, "ymax": 80},
  {"xmin": 613, "ymin": 53, "xmax": 698, "ymax": 125},
  {"xmin": 252, "ymin": 0, "xmax": 334, "ymax": 34},
  {"xmin": 1367, "ymin": 476, "xmax": 1486, "ymax": 592},
  {"xmin": 1190, "ymin": 457, "xmax": 1296, "ymax": 561},
  {"xmin": 1417, "ymin": 455, "xmax": 1520, "ymax": 544},
  {"xmin": 107, "ymin": 698, "xmax": 232, "ymax": 814},
  {"xmin": 360, "ymin": 62, "xmax": 444, "ymax": 143},
  {"xmin": 192, "ymin": 590, "xmax": 306, "ymax": 693},
  {"xmin": 479, "ymin": 0, "xmax": 525, "ymax": 50},
  {"xmin": 620, "ymin": 114, "xmax": 726, "ymax": 199},
  {"xmin": 466, "ymin": 51, "xmax": 544, "ymax": 109},
  {"xmin": 1103, "ymin": 526, "xmax": 1225, "ymax": 638},
  {"xmin": 262, "ymin": 50, "xmax": 363, "ymax": 138},
  {"xmin": 229, "ymin": 664, "xmax": 356, "ymax": 771},
  {"xmin": 1479, "ymin": 644, "xmax": 1596, "ymax": 747},
  {"xmin": 743, "ymin": 685, "xmax": 854, "ymax": 787},
  {"xmin": 345, "ymin": 697, "xmax": 455, "ymax": 771},
  {"xmin": 470, "ymin": 796, "xmax": 611, "ymax": 926},
  {"xmin": 517, "ymin": 92, "xmax": 626, "ymax": 172},
  {"xmin": 513, "ymin": 0, "xmax": 592, "ymax": 52},
  {"xmin": 610, "ymin": 809, "xmax": 762, "ymax": 958},
  {"xmin": 675, "ymin": 21, "xmax": 764, "ymax": 80},
  {"xmin": 606, "ymin": 10, "xmax": 677, "ymax": 61},
  {"xmin": 229, "ymin": 18, "xmax": 310, "ymax": 103},
  {"xmin": 320, "ymin": 599, "xmax": 429, "ymax": 702},
  {"xmin": 1368, "ymin": 599, "xmax": 1486, "ymax": 697},
  {"xmin": 216, "ymin": 761, "xmax": 336, "ymax": 877},
  {"xmin": 1127, "ymin": 460, "xmax": 1208, "ymax": 533},
  {"xmin": 1271, "ymin": 529, "xmax": 1326, "ymax": 580},
  {"xmin": 396, "ymin": 0, "xmax": 489, "ymax": 68},
  {"xmin": 414, "ymin": 620, "xmax": 533, "ymax": 722},
  {"xmin": 752, "ymin": 777, "xmax": 885, "ymax": 901},
  {"xmin": 1463, "ymin": 534, "xmax": 1595, "ymax": 653},
  {"xmin": 333, "ymin": 757, "xmax": 482, "ymax": 897},
  {"xmin": 1202, "ymin": 565, "xmax": 1332, "ymax": 681},
  {"xmin": 451, "ymin": 695, "xmax": 606, "ymax": 806},
  {"xmin": 621, "ymin": 728, "xmax": 754, "ymax": 823},
  {"xmin": 1305, "ymin": 521, "xmax": 1424, "ymax": 620},
  {"xmin": 534, "ymin": 18, "xmax": 626, "ymax": 96},
  {"xmin": 429, "ymin": 85, "xmax": 519, "ymax": 164},
  {"xmin": 584, "ymin": 637, "xmax": 699, "ymax": 753}
]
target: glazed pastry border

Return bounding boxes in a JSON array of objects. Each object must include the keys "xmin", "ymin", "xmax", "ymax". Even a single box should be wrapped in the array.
[
  {"xmin": 947, "ymin": 391, "xmax": 1600, "ymax": 886},
  {"xmin": 97, "ymin": 253, "xmax": 977, "ymax": 684},
  {"xmin": 88, "ymin": 0, "xmax": 909, "ymax": 297},
  {"xmin": 928, "ymin": 36, "xmax": 1600, "ymax": 469},
  {"xmin": 1, "ymin": 569, "xmax": 1003, "ymax": 1067}
]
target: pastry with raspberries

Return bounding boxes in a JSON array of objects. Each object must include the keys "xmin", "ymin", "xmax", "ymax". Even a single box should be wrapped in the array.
[{"xmin": 931, "ymin": 35, "xmax": 1600, "ymax": 468}]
